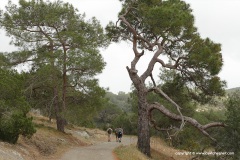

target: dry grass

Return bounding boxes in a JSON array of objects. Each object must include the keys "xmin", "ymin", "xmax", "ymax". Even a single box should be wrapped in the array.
[
  {"xmin": 16, "ymin": 117, "xmax": 87, "ymax": 160},
  {"xmin": 0, "ymin": 112, "xmax": 192, "ymax": 160},
  {"xmin": 114, "ymin": 145, "xmax": 174, "ymax": 160},
  {"xmin": 114, "ymin": 136, "xmax": 192, "ymax": 160},
  {"xmin": 150, "ymin": 137, "xmax": 191, "ymax": 160},
  {"xmin": 114, "ymin": 144, "xmax": 150, "ymax": 160},
  {"xmin": 0, "ymin": 112, "xmax": 94, "ymax": 160},
  {"xmin": 0, "ymin": 124, "xmax": 84, "ymax": 160}
]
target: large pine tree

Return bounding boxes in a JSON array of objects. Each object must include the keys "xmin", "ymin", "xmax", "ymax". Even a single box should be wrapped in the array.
[
  {"xmin": 107, "ymin": 0, "xmax": 225, "ymax": 156},
  {"xmin": 0, "ymin": 0, "xmax": 109, "ymax": 132}
]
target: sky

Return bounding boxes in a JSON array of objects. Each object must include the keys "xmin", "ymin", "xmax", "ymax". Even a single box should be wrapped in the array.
[{"xmin": 0, "ymin": 0, "xmax": 239, "ymax": 94}]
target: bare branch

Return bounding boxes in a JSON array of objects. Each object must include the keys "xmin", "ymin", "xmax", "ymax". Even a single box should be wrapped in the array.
[
  {"xmin": 10, "ymin": 58, "xmax": 35, "ymax": 66},
  {"xmin": 130, "ymin": 36, "xmax": 144, "ymax": 71},
  {"xmin": 149, "ymin": 111, "xmax": 180, "ymax": 141},
  {"xmin": 119, "ymin": 15, "xmax": 137, "ymax": 36},
  {"xmin": 151, "ymin": 87, "xmax": 182, "ymax": 110},
  {"xmin": 148, "ymin": 103, "xmax": 225, "ymax": 141},
  {"xmin": 150, "ymin": 73, "xmax": 156, "ymax": 87},
  {"xmin": 202, "ymin": 122, "xmax": 226, "ymax": 130},
  {"xmin": 65, "ymin": 67, "xmax": 87, "ymax": 73},
  {"xmin": 140, "ymin": 45, "xmax": 163, "ymax": 81},
  {"xmin": 156, "ymin": 58, "xmax": 178, "ymax": 69},
  {"xmin": 150, "ymin": 87, "xmax": 185, "ymax": 134}
]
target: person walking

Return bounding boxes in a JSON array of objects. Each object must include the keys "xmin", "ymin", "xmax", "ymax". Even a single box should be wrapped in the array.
[
  {"xmin": 115, "ymin": 127, "xmax": 123, "ymax": 143},
  {"xmin": 114, "ymin": 128, "xmax": 118, "ymax": 142},
  {"xmin": 106, "ymin": 127, "xmax": 113, "ymax": 142}
]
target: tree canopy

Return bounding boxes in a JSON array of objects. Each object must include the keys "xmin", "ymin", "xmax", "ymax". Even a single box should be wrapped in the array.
[{"xmin": 0, "ymin": 0, "xmax": 109, "ymax": 132}]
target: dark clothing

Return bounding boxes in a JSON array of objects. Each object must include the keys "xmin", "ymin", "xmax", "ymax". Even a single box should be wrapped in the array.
[
  {"xmin": 115, "ymin": 128, "xmax": 123, "ymax": 138},
  {"xmin": 118, "ymin": 131, "xmax": 122, "ymax": 138}
]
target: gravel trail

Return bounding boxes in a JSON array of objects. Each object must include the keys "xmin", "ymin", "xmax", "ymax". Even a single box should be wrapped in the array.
[{"xmin": 61, "ymin": 136, "xmax": 136, "ymax": 160}]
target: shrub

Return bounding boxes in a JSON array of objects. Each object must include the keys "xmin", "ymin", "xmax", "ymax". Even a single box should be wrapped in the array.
[
  {"xmin": 0, "ymin": 69, "xmax": 36, "ymax": 143},
  {"xmin": 0, "ymin": 110, "xmax": 36, "ymax": 144},
  {"xmin": 216, "ymin": 91, "xmax": 240, "ymax": 159}
]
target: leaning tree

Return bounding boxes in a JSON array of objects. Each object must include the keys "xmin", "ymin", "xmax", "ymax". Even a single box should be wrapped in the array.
[{"xmin": 106, "ymin": 0, "xmax": 226, "ymax": 156}]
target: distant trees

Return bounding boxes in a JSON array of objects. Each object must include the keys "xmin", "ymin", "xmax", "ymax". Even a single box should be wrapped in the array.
[
  {"xmin": 95, "ymin": 92, "xmax": 137, "ymax": 134},
  {"xmin": 105, "ymin": 92, "xmax": 132, "ymax": 112},
  {"xmin": 107, "ymin": 0, "xmax": 225, "ymax": 156},
  {"xmin": 0, "ymin": 0, "xmax": 108, "ymax": 132}
]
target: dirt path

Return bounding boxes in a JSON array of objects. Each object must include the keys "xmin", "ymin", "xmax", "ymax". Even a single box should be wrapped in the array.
[{"xmin": 61, "ymin": 136, "xmax": 136, "ymax": 160}]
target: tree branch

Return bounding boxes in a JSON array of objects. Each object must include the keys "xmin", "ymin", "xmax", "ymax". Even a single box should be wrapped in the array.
[
  {"xmin": 119, "ymin": 6, "xmax": 157, "ymax": 51},
  {"xmin": 130, "ymin": 36, "xmax": 144, "ymax": 71},
  {"xmin": 140, "ymin": 44, "xmax": 163, "ymax": 81},
  {"xmin": 149, "ymin": 87, "xmax": 185, "ymax": 134},
  {"xmin": 148, "ymin": 102, "xmax": 225, "ymax": 141},
  {"xmin": 150, "ymin": 73, "xmax": 156, "ymax": 87}
]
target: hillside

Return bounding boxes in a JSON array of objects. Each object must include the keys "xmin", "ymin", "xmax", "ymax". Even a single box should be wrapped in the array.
[
  {"xmin": 0, "ymin": 112, "xmax": 191, "ymax": 160},
  {"xmin": 226, "ymin": 87, "xmax": 240, "ymax": 94},
  {"xmin": 0, "ymin": 113, "xmax": 107, "ymax": 160}
]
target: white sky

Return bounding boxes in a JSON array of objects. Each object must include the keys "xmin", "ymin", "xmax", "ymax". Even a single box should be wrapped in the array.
[{"xmin": 0, "ymin": 0, "xmax": 239, "ymax": 94}]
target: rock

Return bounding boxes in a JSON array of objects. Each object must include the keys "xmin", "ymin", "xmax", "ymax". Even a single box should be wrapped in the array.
[{"xmin": 75, "ymin": 131, "xmax": 90, "ymax": 138}]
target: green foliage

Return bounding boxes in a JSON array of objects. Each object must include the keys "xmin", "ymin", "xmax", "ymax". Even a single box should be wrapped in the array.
[
  {"xmin": 172, "ymin": 125, "xmax": 211, "ymax": 152},
  {"xmin": 105, "ymin": 92, "xmax": 132, "ymax": 112},
  {"xmin": 141, "ymin": 0, "xmax": 194, "ymax": 36},
  {"xmin": 0, "ymin": 69, "xmax": 36, "ymax": 144},
  {"xmin": 95, "ymin": 103, "xmax": 122, "ymax": 128},
  {"xmin": 108, "ymin": 0, "xmax": 226, "ymax": 156},
  {"xmin": 160, "ymin": 71, "xmax": 196, "ymax": 116},
  {"xmin": 0, "ymin": 53, "xmax": 10, "ymax": 69},
  {"xmin": 63, "ymin": 80, "xmax": 107, "ymax": 128},
  {"xmin": 0, "ymin": 0, "xmax": 109, "ymax": 131},
  {"xmin": 132, "ymin": 68, "xmax": 226, "ymax": 151},
  {"xmin": 112, "ymin": 112, "xmax": 137, "ymax": 135},
  {"xmin": 0, "ymin": 111, "xmax": 35, "ymax": 144},
  {"xmin": 24, "ymin": 65, "xmax": 61, "ymax": 117},
  {"xmin": 94, "ymin": 91, "xmax": 138, "ymax": 134},
  {"xmin": 107, "ymin": 0, "xmax": 226, "ymax": 102},
  {"xmin": 1, "ymin": 0, "xmax": 109, "ymax": 49},
  {"xmin": 216, "ymin": 91, "xmax": 240, "ymax": 159},
  {"xmin": 173, "ymin": 109, "xmax": 225, "ymax": 152}
]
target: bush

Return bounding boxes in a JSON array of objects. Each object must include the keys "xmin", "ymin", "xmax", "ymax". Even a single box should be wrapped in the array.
[
  {"xmin": 0, "ymin": 69, "xmax": 36, "ymax": 144},
  {"xmin": 0, "ymin": 111, "xmax": 36, "ymax": 144}
]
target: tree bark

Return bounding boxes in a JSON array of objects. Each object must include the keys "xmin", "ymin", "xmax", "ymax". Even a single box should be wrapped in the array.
[
  {"xmin": 56, "ymin": 115, "xmax": 66, "ymax": 132},
  {"xmin": 127, "ymin": 67, "xmax": 151, "ymax": 156},
  {"xmin": 53, "ymin": 86, "xmax": 65, "ymax": 132},
  {"xmin": 62, "ymin": 43, "xmax": 68, "ymax": 111},
  {"xmin": 137, "ymin": 91, "xmax": 151, "ymax": 157}
]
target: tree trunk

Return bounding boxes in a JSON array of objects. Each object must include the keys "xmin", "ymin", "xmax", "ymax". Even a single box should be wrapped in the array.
[
  {"xmin": 137, "ymin": 90, "xmax": 151, "ymax": 157},
  {"xmin": 53, "ymin": 86, "xmax": 65, "ymax": 132},
  {"xmin": 128, "ymin": 69, "xmax": 151, "ymax": 157},
  {"xmin": 62, "ymin": 46, "xmax": 67, "ymax": 110},
  {"xmin": 56, "ymin": 116, "xmax": 66, "ymax": 132}
]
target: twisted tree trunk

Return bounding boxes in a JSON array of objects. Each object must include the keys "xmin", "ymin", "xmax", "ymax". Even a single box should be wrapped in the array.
[
  {"xmin": 137, "ymin": 92, "xmax": 150, "ymax": 156},
  {"xmin": 127, "ymin": 67, "xmax": 151, "ymax": 156}
]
